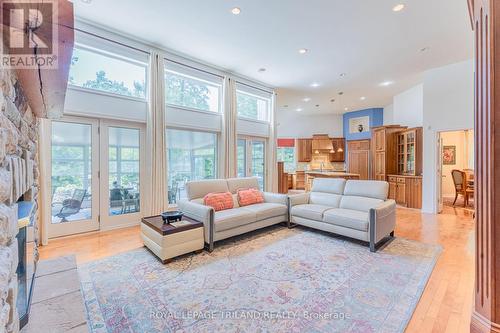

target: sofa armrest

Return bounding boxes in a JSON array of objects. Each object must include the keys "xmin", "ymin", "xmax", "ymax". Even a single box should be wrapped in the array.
[
  {"xmin": 369, "ymin": 199, "xmax": 396, "ymax": 252},
  {"xmin": 263, "ymin": 192, "xmax": 288, "ymax": 205},
  {"xmin": 178, "ymin": 200, "xmax": 215, "ymax": 251},
  {"xmin": 288, "ymin": 193, "xmax": 310, "ymax": 207}
]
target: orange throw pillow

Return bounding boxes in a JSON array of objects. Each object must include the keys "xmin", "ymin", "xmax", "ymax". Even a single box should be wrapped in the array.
[
  {"xmin": 203, "ymin": 192, "xmax": 234, "ymax": 211},
  {"xmin": 237, "ymin": 188, "xmax": 264, "ymax": 207}
]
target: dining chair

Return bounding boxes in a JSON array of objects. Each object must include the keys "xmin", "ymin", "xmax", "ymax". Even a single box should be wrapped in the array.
[{"xmin": 451, "ymin": 169, "xmax": 474, "ymax": 207}]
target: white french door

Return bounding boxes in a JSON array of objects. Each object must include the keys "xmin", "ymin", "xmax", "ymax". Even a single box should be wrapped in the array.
[
  {"xmin": 237, "ymin": 136, "xmax": 266, "ymax": 190},
  {"xmin": 48, "ymin": 117, "xmax": 100, "ymax": 238},
  {"xmin": 99, "ymin": 119, "xmax": 146, "ymax": 230},
  {"xmin": 47, "ymin": 116, "xmax": 145, "ymax": 238}
]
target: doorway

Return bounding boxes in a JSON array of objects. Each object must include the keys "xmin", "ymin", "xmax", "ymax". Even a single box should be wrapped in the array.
[
  {"xmin": 46, "ymin": 116, "xmax": 145, "ymax": 238},
  {"xmin": 237, "ymin": 136, "xmax": 266, "ymax": 190},
  {"xmin": 437, "ymin": 129, "xmax": 474, "ymax": 213}
]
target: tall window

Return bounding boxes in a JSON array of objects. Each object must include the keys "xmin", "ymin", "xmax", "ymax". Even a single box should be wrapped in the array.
[
  {"xmin": 108, "ymin": 127, "xmax": 140, "ymax": 216},
  {"xmin": 166, "ymin": 129, "xmax": 217, "ymax": 202},
  {"xmin": 236, "ymin": 90, "xmax": 270, "ymax": 121},
  {"xmin": 165, "ymin": 62, "xmax": 222, "ymax": 113},
  {"xmin": 69, "ymin": 45, "xmax": 147, "ymax": 99},
  {"xmin": 277, "ymin": 139, "xmax": 296, "ymax": 172}
]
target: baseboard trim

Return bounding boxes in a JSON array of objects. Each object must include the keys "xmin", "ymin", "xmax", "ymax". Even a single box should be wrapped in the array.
[{"xmin": 471, "ymin": 311, "xmax": 500, "ymax": 333}]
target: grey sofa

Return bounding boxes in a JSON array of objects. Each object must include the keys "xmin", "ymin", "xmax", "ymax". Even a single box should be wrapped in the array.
[
  {"xmin": 178, "ymin": 177, "xmax": 288, "ymax": 251},
  {"xmin": 289, "ymin": 178, "xmax": 396, "ymax": 252}
]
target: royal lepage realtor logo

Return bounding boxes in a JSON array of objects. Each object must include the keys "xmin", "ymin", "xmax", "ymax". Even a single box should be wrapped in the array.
[{"xmin": 1, "ymin": 0, "xmax": 58, "ymax": 68}]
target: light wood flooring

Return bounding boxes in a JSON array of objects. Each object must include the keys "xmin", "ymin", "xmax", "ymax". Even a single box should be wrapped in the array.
[{"xmin": 38, "ymin": 205, "xmax": 475, "ymax": 333}]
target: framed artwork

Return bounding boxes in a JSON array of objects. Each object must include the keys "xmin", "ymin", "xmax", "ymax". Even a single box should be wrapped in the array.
[
  {"xmin": 443, "ymin": 145, "xmax": 456, "ymax": 165},
  {"xmin": 349, "ymin": 116, "xmax": 370, "ymax": 134}
]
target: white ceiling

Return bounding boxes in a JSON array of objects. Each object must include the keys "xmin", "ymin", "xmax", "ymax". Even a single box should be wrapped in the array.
[{"xmin": 73, "ymin": 0, "xmax": 474, "ymax": 115}]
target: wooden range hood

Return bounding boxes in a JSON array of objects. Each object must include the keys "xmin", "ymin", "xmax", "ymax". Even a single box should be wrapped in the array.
[{"xmin": 311, "ymin": 134, "xmax": 334, "ymax": 152}]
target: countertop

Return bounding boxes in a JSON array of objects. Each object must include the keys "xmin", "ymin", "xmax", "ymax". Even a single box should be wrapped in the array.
[{"xmin": 305, "ymin": 171, "xmax": 360, "ymax": 177}]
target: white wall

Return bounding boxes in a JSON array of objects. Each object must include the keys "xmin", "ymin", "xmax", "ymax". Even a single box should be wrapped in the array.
[
  {"xmin": 276, "ymin": 111, "xmax": 343, "ymax": 138},
  {"xmin": 392, "ymin": 84, "xmax": 424, "ymax": 127},
  {"xmin": 383, "ymin": 104, "xmax": 394, "ymax": 125},
  {"xmin": 422, "ymin": 59, "xmax": 474, "ymax": 213}
]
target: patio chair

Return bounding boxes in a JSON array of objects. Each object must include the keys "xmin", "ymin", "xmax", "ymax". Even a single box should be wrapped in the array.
[{"xmin": 55, "ymin": 189, "xmax": 87, "ymax": 222}]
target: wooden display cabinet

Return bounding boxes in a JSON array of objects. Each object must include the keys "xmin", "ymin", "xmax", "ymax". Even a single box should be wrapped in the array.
[{"xmin": 396, "ymin": 128, "xmax": 423, "ymax": 176}]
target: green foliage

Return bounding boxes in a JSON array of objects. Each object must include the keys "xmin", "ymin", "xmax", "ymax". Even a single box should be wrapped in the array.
[
  {"xmin": 165, "ymin": 72, "xmax": 211, "ymax": 111},
  {"xmin": 237, "ymin": 93, "xmax": 259, "ymax": 119},
  {"xmin": 82, "ymin": 70, "xmax": 146, "ymax": 98}
]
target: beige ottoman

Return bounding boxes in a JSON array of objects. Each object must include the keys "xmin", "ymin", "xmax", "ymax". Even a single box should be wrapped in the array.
[{"xmin": 141, "ymin": 215, "xmax": 204, "ymax": 263}]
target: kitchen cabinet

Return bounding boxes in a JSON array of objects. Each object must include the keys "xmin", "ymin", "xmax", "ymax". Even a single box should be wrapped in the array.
[
  {"xmin": 297, "ymin": 139, "xmax": 313, "ymax": 162},
  {"xmin": 347, "ymin": 140, "xmax": 370, "ymax": 180},
  {"xmin": 371, "ymin": 125, "xmax": 407, "ymax": 180},
  {"xmin": 295, "ymin": 171, "xmax": 306, "ymax": 190},
  {"xmin": 397, "ymin": 127, "xmax": 423, "ymax": 176},
  {"xmin": 388, "ymin": 175, "xmax": 422, "ymax": 209},
  {"xmin": 329, "ymin": 138, "xmax": 345, "ymax": 162}
]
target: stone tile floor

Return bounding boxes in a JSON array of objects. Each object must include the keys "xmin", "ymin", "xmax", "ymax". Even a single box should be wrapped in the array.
[{"xmin": 21, "ymin": 256, "xmax": 88, "ymax": 333}]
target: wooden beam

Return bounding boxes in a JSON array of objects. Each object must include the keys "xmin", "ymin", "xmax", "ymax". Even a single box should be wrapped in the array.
[{"xmin": 1, "ymin": 0, "xmax": 74, "ymax": 119}]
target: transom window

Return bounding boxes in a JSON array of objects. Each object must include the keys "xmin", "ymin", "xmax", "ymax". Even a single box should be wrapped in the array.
[
  {"xmin": 69, "ymin": 45, "xmax": 148, "ymax": 99},
  {"xmin": 236, "ymin": 86, "xmax": 271, "ymax": 121},
  {"xmin": 165, "ymin": 62, "xmax": 222, "ymax": 113}
]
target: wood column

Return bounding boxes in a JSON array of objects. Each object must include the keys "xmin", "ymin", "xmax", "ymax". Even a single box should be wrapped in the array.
[{"xmin": 469, "ymin": 0, "xmax": 500, "ymax": 332}]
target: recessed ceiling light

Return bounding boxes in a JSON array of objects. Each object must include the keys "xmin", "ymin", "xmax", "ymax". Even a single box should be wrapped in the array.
[
  {"xmin": 330, "ymin": 99, "xmax": 335, "ymax": 103},
  {"xmin": 298, "ymin": 48, "xmax": 308, "ymax": 54},
  {"xmin": 302, "ymin": 97, "xmax": 311, "ymax": 102},
  {"xmin": 379, "ymin": 81, "xmax": 394, "ymax": 87},
  {"xmin": 360, "ymin": 96, "xmax": 366, "ymax": 100},
  {"xmin": 296, "ymin": 108, "xmax": 303, "ymax": 112},
  {"xmin": 344, "ymin": 107, "xmax": 349, "ymax": 111},
  {"xmin": 392, "ymin": 4, "xmax": 405, "ymax": 12},
  {"xmin": 420, "ymin": 47, "xmax": 430, "ymax": 52},
  {"xmin": 315, "ymin": 104, "xmax": 320, "ymax": 107},
  {"xmin": 231, "ymin": 7, "xmax": 241, "ymax": 15},
  {"xmin": 310, "ymin": 82, "xmax": 320, "ymax": 88},
  {"xmin": 338, "ymin": 91, "xmax": 344, "ymax": 95},
  {"xmin": 340, "ymin": 73, "xmax": 347, "ymax": 78},
  {"xmin": 257, "ymin": 68, "xmax": 266, "ymax": 73}
]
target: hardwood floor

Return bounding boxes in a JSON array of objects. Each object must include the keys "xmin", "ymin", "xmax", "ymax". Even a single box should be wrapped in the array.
[{"xmin": 38, "ymin": 206, "xmax": 475, "ymax": 332}]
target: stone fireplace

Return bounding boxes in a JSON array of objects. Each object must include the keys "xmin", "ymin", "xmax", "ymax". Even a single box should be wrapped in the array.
[{"xmin": 0, "ymin": 65, "xmax": 40, "ymax": 333}]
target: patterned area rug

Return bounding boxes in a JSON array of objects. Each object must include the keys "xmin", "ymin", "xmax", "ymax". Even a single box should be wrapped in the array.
[{"xmin": 79, "ymin": 226, "xmax": 441, "ymax": 333}]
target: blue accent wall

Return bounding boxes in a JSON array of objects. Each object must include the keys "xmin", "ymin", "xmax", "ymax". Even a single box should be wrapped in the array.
[{"xmin": 342, "ymin": 108, "xmax": 384, "ymax": 141}]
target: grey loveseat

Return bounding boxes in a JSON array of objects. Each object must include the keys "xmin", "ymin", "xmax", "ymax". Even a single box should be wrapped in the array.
[
  {"xmin": 289, "ymin": 178, "xmax": 396, "ymax": 252},
  {"xmin": 178, "ymin": 177, "xmax": 288, "ymax": 251}
]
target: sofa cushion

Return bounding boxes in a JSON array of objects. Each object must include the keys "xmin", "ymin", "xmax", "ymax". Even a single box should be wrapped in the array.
[
  {"xmin": 291, "ymin": 204, "xmax": 332, "ymax": 221},
  {"xmin": 311, "ymin": 178, "xmax": 346, "ymax": 194},
  {"xmin": 203, "ymin": 192, "xmax": 234, "ymax": 211},
  {"xmin": 214, "ymin": 208, "xmax": 257, "ymax": 232},
  {"xmin": 340, "ymin": 196, "xmax": 383, "ymax": 212},
  {"xmin": 344, "ymin": 180, "xmax": 389, "ymax": 200},
  {"xmin": 309, "ymin": 192, "xmax": 342, "ymax": 208},
  {"xmin": 237, "ymin": 188, "xmax": 264, "ymax": 206},
  {"xmin": 186, "ymin": 179, "xmax": 229, "ymax": 201},
  {"xmin": 227, "ymin": 177, "xmax": 260, "ymax": 194},
  {"xmin": 323, "ymin": 208, "xmax": 369, "ymax": 231},
  {"xmin": 239, "ymin": 203, "xmax": 287, "ymax": 221}
]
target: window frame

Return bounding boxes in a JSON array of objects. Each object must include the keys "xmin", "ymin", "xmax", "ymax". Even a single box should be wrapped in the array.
[
  {"xmin": 236, "ymin": 89, "xmax": 272, "ymax": 123},
  {"xmin": 165, "ymin": 127, "xmax": 219, "ymax": 201},
  {"xmin": 68, "ymin": 43, "xmax": 149, "ymax": 101},
  {"xmin": 165, "ymin": 67, "xmax": 223, "ymax": 114},
  {"xmin": 277, "ymin": 147, "xmax": 296, "ymax": 172}
]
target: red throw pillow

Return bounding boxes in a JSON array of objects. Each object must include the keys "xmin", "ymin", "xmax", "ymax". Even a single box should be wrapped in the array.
[
  {"xmin": 237, "ymin": 188, "xmax": 264, "ymax": 207},
  {"xmin": 203, "ymin": 192, "xmax": 234, "ymax": 211}
]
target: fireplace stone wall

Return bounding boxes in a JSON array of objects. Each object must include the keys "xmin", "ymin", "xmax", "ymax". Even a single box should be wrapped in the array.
[{"xmin": 0, "ymin": 62, "xmax": 40, "ymax": 333}]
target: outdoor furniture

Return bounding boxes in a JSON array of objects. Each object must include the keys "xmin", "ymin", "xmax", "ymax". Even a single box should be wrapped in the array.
[
  {"xmin": 55, "ymin": 189, "xmax": 87, "ymax": 222},
  {"xmin": 168, "ymin": 182, "xmax": 179, "ymax": 203},
  {"xmin": 451, "ymin": 169, "xmax": 474, "ymax": 207},
  {"xmin": 110, "ymin": 188, "xmax": 124, "ymax": 214}
]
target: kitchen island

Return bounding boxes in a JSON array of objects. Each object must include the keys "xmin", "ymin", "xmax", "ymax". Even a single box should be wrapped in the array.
[{"xmin": 304, "ymin": 171, "xmax": 360, "ymax": 191}]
